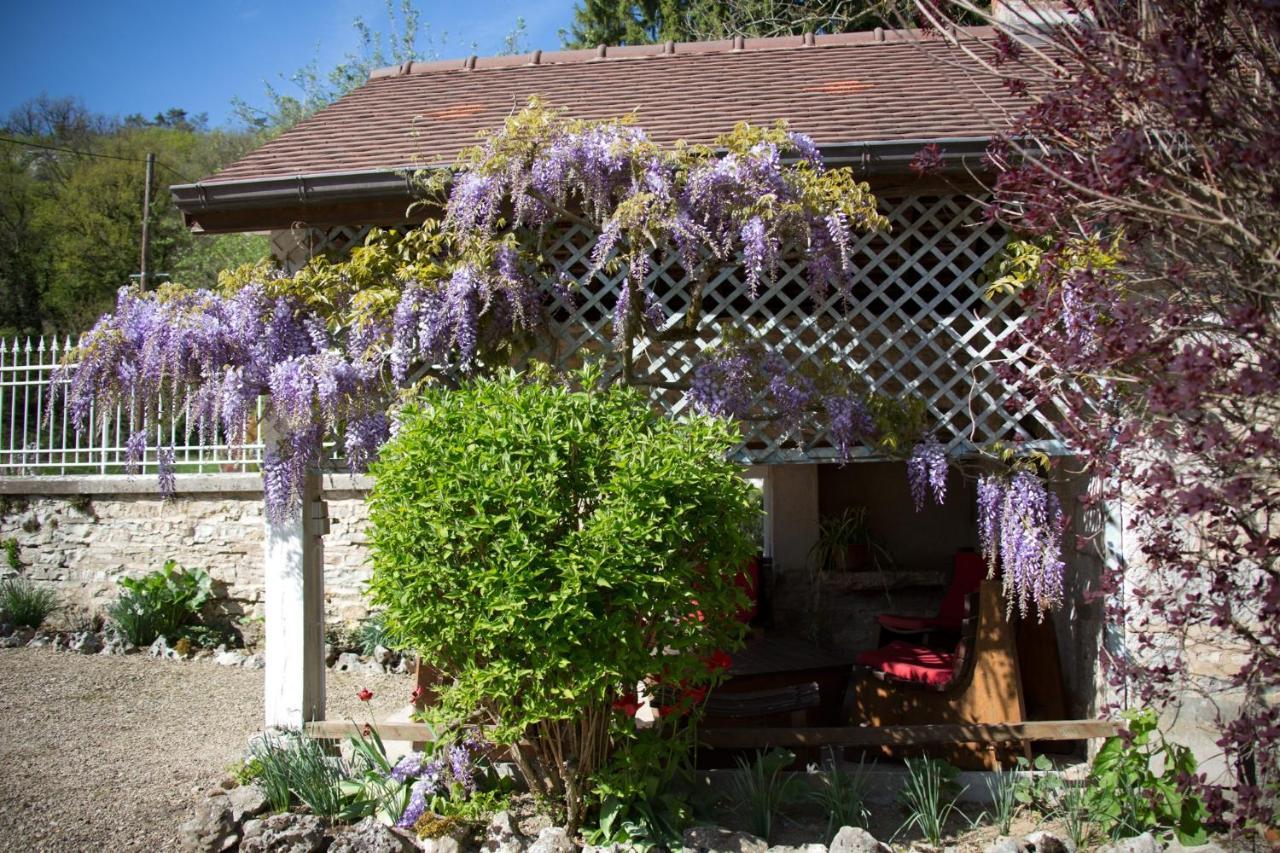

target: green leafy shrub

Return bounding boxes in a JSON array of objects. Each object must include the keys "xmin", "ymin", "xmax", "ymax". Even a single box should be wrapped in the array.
[
  {"xmin": 367, "ymin": 370, "xmax": 758, "ymax": 831},
  {"xmin": 1086, "ymin": 708, "xmax": 1208, "ymax": 845},
  {"xmin": 0, "ymin": 577, "xmax": 59, "ymax": 629},
  {"xmin": 106, "ymin": 560, "xmax": 212, "ymax": 646}
]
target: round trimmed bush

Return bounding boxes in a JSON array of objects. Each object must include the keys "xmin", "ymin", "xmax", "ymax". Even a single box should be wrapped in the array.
[{"xmin": 367, "ymin": 370, "xmax": 758, "ymax": 829}]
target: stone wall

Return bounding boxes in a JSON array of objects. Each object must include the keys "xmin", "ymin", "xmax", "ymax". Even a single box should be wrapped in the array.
[{"xmin": 0, "ymin": 474, "xmax": 376, "ymax": 644}]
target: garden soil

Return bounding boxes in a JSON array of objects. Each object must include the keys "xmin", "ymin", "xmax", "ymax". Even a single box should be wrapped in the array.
[{"xmin": 0, "ymin": 647, "xmax": 409, "ymax": 852}]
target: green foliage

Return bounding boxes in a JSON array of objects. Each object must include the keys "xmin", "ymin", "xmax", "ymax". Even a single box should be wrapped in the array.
[
  {"xmin": 228, "ymin": 757, "xmax": 264, "ymax": 787},
  {"xmin": 106, "ymin": 560, "xmax": 213, "ymax": 647},
  {"xmin": 984, "ymin": 233, "xmax": 1121, "ymax": 301},
  {"xmin": 1, "ymin": 96, "xmax": 266, "ymax": 334},
  {"xmin": 562, "ymin": 0, "xmax": 695, "ymax": 48},
  {"xmin": 3, "ymin": 537, "xmax": 20, "ymax": 571},
  {"xmin": 730, "ymin": 748, "xmax": 801, "ymax": 841},
  {"xmin": 338, "ymin": 723, "xmax": 413, "ymax": 824},
  {"xmin": 1056, "ymin": 779, "xmax": 1094, "ymax": 850},
  {"xmin": 0, "ymin": 577, "xmax": 59, "ymax": 629},
  {"xmin": 895, "ymin": 758, "xmax": 965, "ymax": 848},
  {"xmin": 354, "ymin": 610, "xmax": 403, "ymax": 656},
  {"xmin": 367, "ymin": 369, "xmax": 758, "ymax": 829},
  {"xmin": 984, "ymin": 766, "xmax": 1019, "ymax": 836},
  {"xmin": 1085, "ymin": 709, "xmax": 1209, "ymax": 845},
  {"xmin": 809, "ymin": 506, "xmax": 890, "ymax": 573},
  {"xmin": 587, "ymin": 728, "xmax": 696, "ymax": 847},
  {"xmin": 560, "ymin": 0, "xmax": 914, "ymax": 48},
  {"xmin": 250, "ymin": 733, "xmax": 352, "ymax": 819},
  {"xmin": 809, "ymin": 754, "xmax": 871, "ymax": 840},
  {"xmin": 1012, "ymin": 753, "xmax": 1062, "ymax": 813}
]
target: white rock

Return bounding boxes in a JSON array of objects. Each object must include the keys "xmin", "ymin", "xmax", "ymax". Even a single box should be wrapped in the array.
[
  {"xmin": 240, "ymin": 813, "xmax": 325, "ymax": 853},
  {"xmin": 214, "ymin": 649, "xmax": 248, "ymax": 666},
  {"xmin": 1096, "ymin": 834, "xmax": 1161, "ymax": 853},
  {"xmin": 683, "ymin": 826, "xmax": 769, "ymax": 853},
  {"xmin": 69, "ymin": 631, "xmax": 102, "ymax": 654},
  {"xmin": 1024, "ymin": 831, "xmax": 1075, "ymax": 853},
  {"xmin": 99, "ymin": 635, "xmax": 131, "ymax": 655},
  {"xmin": 241, "ymin": 653, "xmax": 265, "ymax": 669},
  {"xmin": 222, "ymin": 785, "xmax": 268, "ymax": 824},
  {"xmin": 372, "ymin": 643, "xmax": 394, "ymax": 666},
  {"xmin": 527, "ymin": 827, "xmax": 573, "ymax": 853},
  {"xmin": 332, "ymin": 651, "xmax": 364, "ymax": 672},
  {"xmin": 149, "ymin": 635, "xmax": 185, "ymax": 660},
  {"xmin": 482, "ymin": 810, "xmax": 526, "ymax": 853},
  {"xmin": 179, "ymin": 798, "xmax": 238, "ymax": 853},
  {"xmin": 329, "ymin": 817, "xmax": 417, "ymax": 853},
  {"xmin": 985, "ymin": 837, "xmax": 1029, "ymax": 853},
  {"xmin": 768, "ymin": 845, "xmax": 827, "ymax": 853},
  {"xmin": 829, "ymin": 826, "xmax": 890, "ymax": 853}
]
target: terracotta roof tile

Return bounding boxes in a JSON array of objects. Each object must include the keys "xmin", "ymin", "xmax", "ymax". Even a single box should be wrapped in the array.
[{"xmin": 206, "ymin": 27, "xmax": 1019, "ymax": 184}]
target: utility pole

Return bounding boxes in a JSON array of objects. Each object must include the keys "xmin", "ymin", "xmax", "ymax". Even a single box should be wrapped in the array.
[{"xmin": 139, "ymin": 151, "xmax": 155, "ymax": 288}]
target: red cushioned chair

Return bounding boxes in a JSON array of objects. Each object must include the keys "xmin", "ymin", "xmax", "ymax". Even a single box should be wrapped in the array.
[
  {"xmin": 849, "ymin": 580, "xmax": 1029, "ymax": 769},
  {"xmin": 875, "ymin": 551, "xmax": 987, "ymax": 646}
]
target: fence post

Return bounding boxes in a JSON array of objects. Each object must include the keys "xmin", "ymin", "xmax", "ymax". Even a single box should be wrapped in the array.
[{"xmin": 261, "ymin": 411, "xmax": 327, "ymax": 730}]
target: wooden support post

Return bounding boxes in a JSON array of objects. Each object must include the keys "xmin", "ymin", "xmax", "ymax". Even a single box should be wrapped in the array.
[{"xmin": 262, "ymin": 414, "xmax": 327, "ymax": 730}]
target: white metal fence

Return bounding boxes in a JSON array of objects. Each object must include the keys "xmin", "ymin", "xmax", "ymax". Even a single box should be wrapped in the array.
[{"xmin": 0, "ymin": 336, "xmax": 265, "ymax": 476}]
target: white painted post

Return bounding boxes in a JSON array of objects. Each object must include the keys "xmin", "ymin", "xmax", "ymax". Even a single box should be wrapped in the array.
[{"xmin": 262, "ymin": 414, "xmax": 327, "ymax": 730}]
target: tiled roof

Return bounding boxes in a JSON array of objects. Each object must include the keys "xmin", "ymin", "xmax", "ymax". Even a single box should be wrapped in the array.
[{"xmin": 206, "ymin": 27, "xmax": 1019, "ymax": 184}]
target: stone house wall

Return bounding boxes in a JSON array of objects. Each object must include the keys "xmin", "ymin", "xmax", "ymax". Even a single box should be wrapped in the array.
[{"xmin": 0, "ymin": 474, "xmax": 376, "ymax": 645}]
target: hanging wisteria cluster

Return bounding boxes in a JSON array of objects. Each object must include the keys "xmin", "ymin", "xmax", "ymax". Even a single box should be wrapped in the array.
[
  {"xmin": 53, "ymin": 101, "xmax": 905, "ymax": 523},
  {"xmin": 686, "ymin": 335, "xmax": 948, "ymax": 504},
  {"xmin": 54, "ymin": 281, "xmax": 392, "ymax": 521},
  {"xmin": 976, "ymin": 471, "xmax": 1066, "ymax": 619}
]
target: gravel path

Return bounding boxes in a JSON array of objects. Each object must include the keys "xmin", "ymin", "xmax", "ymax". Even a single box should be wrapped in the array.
[{"xmin": 0, "ymin": 647, "xmax": 412, "ymax": 853}]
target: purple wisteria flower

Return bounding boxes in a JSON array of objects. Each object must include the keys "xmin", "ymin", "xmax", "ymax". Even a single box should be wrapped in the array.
[
  {"xmin": 907, "ymin": 437, "xmax": 948, "ymax": 510},
  {"xmin": 977, "ymin": 471, "xmax": 1066, "ymax": 619}
]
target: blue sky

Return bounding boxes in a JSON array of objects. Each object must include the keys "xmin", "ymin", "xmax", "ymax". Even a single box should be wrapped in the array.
[{"xmin": 0, "ymin": 1, "xmax": 575, "ymax": 128}]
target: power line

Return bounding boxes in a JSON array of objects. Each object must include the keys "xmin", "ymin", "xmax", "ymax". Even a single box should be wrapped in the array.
[{"xmin": 0, "ymin": 134, "xmax": 198, "ymax": 183}]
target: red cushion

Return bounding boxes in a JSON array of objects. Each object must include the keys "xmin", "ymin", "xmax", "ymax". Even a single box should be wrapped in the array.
[
  {"xmin": 856, "ymin": 640, "xmax": 957, "ymax": 687},
  {"xmin": 877, "ymin": 613, "xmax": 939, "ymax": 632}
]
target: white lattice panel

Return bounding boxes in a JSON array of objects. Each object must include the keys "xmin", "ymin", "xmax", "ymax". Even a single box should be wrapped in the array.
[
  {"xmin": 270, "ymin": 225, "xmax": 383, "ymax": 272},
  {"xmin": 273, "ymin": 197, "xmax": 1066, "ymax": 463}
]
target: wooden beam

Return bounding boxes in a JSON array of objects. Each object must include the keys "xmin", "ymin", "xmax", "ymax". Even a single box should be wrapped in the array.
[
  {"xmin": 302, "ymin": 718, "xmax": 1122, "ymax": 748},
  {"xmin": 304, "ymin": 720, "xmax": 440, "ymax": 742},
  {"xmin": 698, "ymin": 719, "xmax": 1123, "ymax": 749}
]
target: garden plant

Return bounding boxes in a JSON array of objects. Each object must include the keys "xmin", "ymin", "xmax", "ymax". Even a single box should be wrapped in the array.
[
  {"xmin": 0, "ymin": 577, "xmax": 59, "ymax": 629},
  {"xmin": 366, "ymin": 369, "xmax": 759, "ymax": 833},
  {"xmin": 105, "ymin": 559, "xmax": 213, "ymax": 647}
]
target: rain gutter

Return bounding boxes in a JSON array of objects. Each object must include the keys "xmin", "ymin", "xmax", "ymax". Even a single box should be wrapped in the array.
[{"xmin": 170, "ymin": 136, "xmax": 993, "ymax": 226}]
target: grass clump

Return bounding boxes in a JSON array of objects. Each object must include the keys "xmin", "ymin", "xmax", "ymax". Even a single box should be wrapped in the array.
[{"xmin": 0, "ymin": 577, "xmax": 59, "ymax": 629}]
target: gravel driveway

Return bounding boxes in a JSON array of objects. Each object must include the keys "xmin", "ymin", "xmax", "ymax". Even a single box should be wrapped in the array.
[{"xmin": 0, "ymin": 647, "xmax": 411, "ymax": 853}]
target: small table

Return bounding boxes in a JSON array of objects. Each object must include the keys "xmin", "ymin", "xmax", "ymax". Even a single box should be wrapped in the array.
[{"xmin": 716, "ymin": 635, "xmax": 853, "ymax": 726}]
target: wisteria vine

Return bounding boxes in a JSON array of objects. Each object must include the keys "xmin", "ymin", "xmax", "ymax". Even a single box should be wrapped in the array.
[{"xmin": 976, "ymin": 471, "xmax": 1066, "ymax": 619}]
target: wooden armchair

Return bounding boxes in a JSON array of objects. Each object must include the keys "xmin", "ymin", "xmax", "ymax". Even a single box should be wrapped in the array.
[{"xmin": 848, "ymin": 579, "xmax": 1028, "ymax": 769}]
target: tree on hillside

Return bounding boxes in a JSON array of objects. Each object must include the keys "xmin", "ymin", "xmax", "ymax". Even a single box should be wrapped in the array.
[
  {"xmin": 561, "ymin": 0, "xmax": 893, "ymax": 46},
  {"xmin": 0, "ymin": 99, "xmax": 266, "ymax": 334},
  {"xmin": 562, "ymin": 0, "xmax": 694, "ymax": 46}
]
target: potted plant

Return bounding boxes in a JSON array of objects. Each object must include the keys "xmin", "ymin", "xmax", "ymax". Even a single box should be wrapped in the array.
[{"xmin": 809, "ymin": 505, "xmax": 890, "ymax": 574}]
